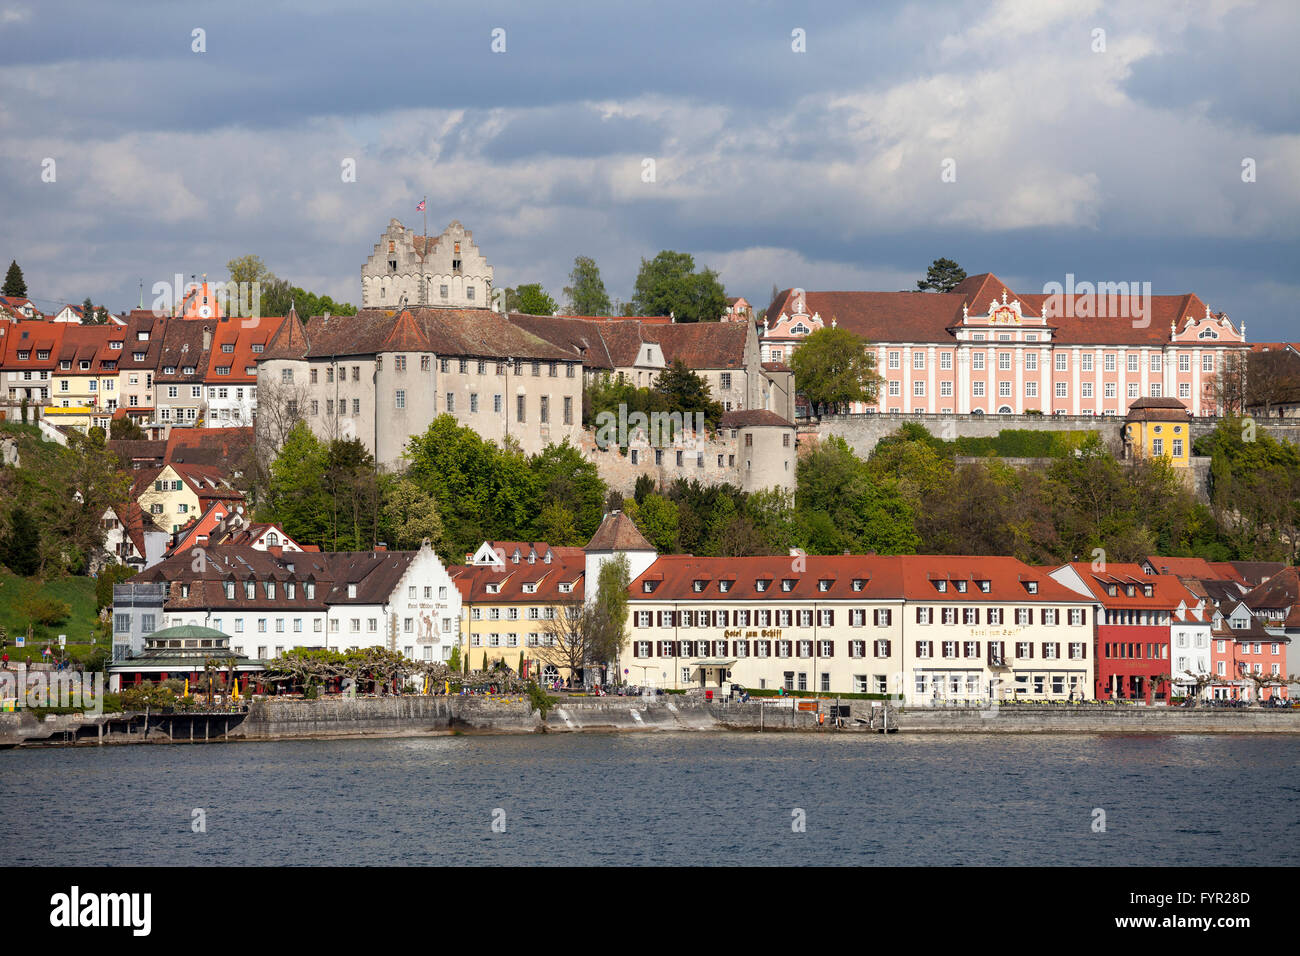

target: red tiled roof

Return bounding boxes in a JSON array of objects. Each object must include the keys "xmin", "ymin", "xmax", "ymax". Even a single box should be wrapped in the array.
[
  {"xmin": 1061, "ymin": 562, "xmax": 1187, "ymax": 609},
  {"xmin": 1144, "ymin": 556, "xmax": 1236, "ymax": 581},
  {"xmin": 301, "ymin": 308, "xmax": 575, "ymax": 362},
  {"xmin": 629, "ymin": 554, "xmax": 1084, "ymax": 603},
  {"xmin": 448, "ymin": 554, "xmax": 586, "ymax": 604},
  {"xmin": 768, "ymin": 275, "xmax": 1242, "ymax": 348},
  {"xmin": 720, "ymin": 409, "xmax": 793, "ymax": 428},
  {"xmin": 205, "ymin": 315, "xmax": 280, "ymax": 383}
]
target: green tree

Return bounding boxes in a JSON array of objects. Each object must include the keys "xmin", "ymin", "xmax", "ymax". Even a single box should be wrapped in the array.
[
  {"xmin": 286, "ymin": 286, "xmax": 357, "ymax": 317},
  {"xmin": 0, "ymin": 505, "xmax": 40, "ymax": 575},
  {"xmin": 625, "ymin": 493, "xmax": 679, "ymax": 553},
  {"xmin": 260, "ymin": 422, "xmax": 332, "ymax": 548},
  {"xmin": 109, "ymin": 417, "xmax": 145, "ymax": 441},
  {"xmin": 795, "ymin": 436, "xmax": 919, "ymax": 555},
  {"xmin": 506, "ymin": 284, "xmax": 558, "ymax": 316},
  {"xmin": 226, "ymin": 254, "xmax": 273, "ymax": 287},
  {"xmin": 631, "ymin": 250, "xmax": 726, "ymax": 322},
  {"xmin": 3, "ymin": 259, "xmax": 26, "ymax": 298},
  {"xmin": 323, "ymin": 438, "xmax": 380, "ymax": 551},
  {"xmin": 592, "ymin": 553, "xmax": 631, "ymax": 674},
  {"xmin": 536, "ymin": 502, "xmax": 579, "ymax": 546},
  {"xmin": 789, "ymin": 326, "xmax": 882, "ymax": 411},
  {"xmin": 654, "ymin": 360, "xmax": 724, "ymax": 432},
  {"xmin": 916, "ymin": 257, "xmax": 967, "ymax": 293},
  {"xmin": 96, "ymin": 563, "xmax": 137, "ymax": 612},
  {"xmin": 379, "ymin": 476, "xmax": 444, "ymax": 551},
  {"xmin": 529, "ymin": 439, "xmax": 606, "ymax": 540},
  {"xmin": 563, "ymin": 255, "xmax": 612, "ymax": 316}
]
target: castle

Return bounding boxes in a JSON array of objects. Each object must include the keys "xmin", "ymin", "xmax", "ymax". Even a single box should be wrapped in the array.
[{"xmin": 360, "ymin": 219, "xmax": 494, "ymax": 310}]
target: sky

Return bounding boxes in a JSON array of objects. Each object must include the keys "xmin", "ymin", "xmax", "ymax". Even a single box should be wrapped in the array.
[{"xmin": 1, "ymin": 0, "xmax": 1298, "ymax": 340}]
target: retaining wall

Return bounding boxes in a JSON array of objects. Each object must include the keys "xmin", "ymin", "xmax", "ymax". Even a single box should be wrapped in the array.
[{"xmin": 901, "ymin": 706, "xmax": 1300, "ymax": 733}]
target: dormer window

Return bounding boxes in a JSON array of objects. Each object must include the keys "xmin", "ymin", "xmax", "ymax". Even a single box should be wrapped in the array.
[
  {"xmin": 523, "ymin": 583, "xmax": 537, "ymax": 593},
  {"xmin": 225, "ymin": 582, "xmax": 235, "ymax": 600},
  {"xmin": 642, "ymin": 580, "xmax": 657, "ymax": 593},
  {"xmin": 955, "ymin": 580, "xmax": 967, "ymax": 593},
  {"xmin": 818, "ymin": 580, "xmax": 831, "ymax": 592},
  {"xmin": 693, "ymin": 580, "xmax": 705, "ymax": 593},
  {"xmin": 936, "ymin": 580, "xmax": 947, "ymax": 593},
  {"xmin": 719, "ymin": 580, "xmax": 731, "ymax": 593},
  {"xmin": 134, "ymin": 352, "xmax": 145, "ymax": 361},
  {"xmin": 347, "ymin": 584, "xmax": 357, "ymax": 598},
  {"xmin": 1143, "ymin": 585, "xmax": 1153, "ymax": 598},
  {"xmin": 222, "ymin": 343, "xmax": 234, "ymax": 353},
  {"xmin": 852, "ymin": 579, "xmax": 864, "ymax": 592},
  {"xmin": 265, "ymin": 582, "xmax": 275, "ymax": 599},
  {"xmin": 1107, "ymin": 584, "xmax": 1118, "ymax": 596},
  {"xmin": 978, "ymin": 580, "xmax": 990, "ymax": 593},
  {"xmin": 755, "ymin": 579, "xmax": 768, "ymax": 592},
  {"xmin": 306, "ymin": 583, "xmax": 315, "ymax": 599},
  {"xmin": 544, "ymin": 552, "xmax": 552, "ymax": 564},
  {"xmin": 1026, "ymin": 581, "xmax": 1038, "ymax": 594},
  {"xmin": 1125, "ymin": 585, "xmax": 1136, "ymax": 597},
  {"xmin": 486, "ymin": 583, "xmax": 500, "ymax": 594},
  {"xmin": 781, "ymin": 579, "xmax": 794, "ymax": 592},
  {"xmin": 245, "ymin": 581, "xmax": 255, "ymax": 599},
  {"xmin": 558, "ymin": 582, "xmax": 572, "ymax": 593}
]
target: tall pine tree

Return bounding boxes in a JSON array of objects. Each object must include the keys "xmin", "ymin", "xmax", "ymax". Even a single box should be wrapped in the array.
[{"xmin": 3, "ymin": 260, "xmax": 26, "ymax": 298}]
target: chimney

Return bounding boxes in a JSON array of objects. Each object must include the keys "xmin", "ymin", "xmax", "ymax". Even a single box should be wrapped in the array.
[
  {"xmin": 203, "ymin": 327, "xmax": 212, "ymax": 350},
  {"xmin": 375, "ymin": 543, "xmax": 387, "ymax": 552},
  {"xmin": 268, "ymin": 545, "xmax": 283, "ymax": 558}
]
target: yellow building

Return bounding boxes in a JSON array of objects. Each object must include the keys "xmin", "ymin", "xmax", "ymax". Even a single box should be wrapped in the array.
[
  {"xmin": 1124, "ymin": 397, "xmax": 1193, "ymax": 467},
  {"xmin": 450, "ymin": 541, "xmax": 587, "ymax": 681},
  {"xmin": 134, "ymin": 462, "xmax": 244, "ymax": 536}
]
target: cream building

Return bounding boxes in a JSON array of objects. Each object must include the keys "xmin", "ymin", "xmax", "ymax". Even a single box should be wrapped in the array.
[
  {"xmin": 257, "ymin": 307, "xmax": 583, "ymax": 467},
  {"xmin": 624, "ymin": 554, "xmax": 1098, "ymax": 703}
]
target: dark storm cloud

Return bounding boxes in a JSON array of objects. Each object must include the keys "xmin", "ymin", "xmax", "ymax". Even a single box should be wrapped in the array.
[{"xmin": 0, "ymin": 0, "xmax": 1295, "ymax": 341}]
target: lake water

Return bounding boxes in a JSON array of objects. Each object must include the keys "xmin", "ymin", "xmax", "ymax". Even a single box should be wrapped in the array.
[{"xmin": 3, "ymin": 733, "xmax": 1297, "ymax": 866}]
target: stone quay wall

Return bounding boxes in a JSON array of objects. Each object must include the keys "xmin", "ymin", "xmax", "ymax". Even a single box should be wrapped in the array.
[{"xmin": 901, "ymin": 705, "xmax": 1300, "ymax": 733}]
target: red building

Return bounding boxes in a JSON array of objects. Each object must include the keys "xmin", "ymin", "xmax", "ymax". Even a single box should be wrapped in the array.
[{"xmin": 1050, "ymin": 563, "xmax": 1189, "ymax": 702}]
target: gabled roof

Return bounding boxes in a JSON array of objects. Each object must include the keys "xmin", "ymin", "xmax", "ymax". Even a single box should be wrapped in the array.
[
  {"xmin": 205, "ymin": 314, "xmax": 280, "ymax": 383},
  {"xmin": 1241, "ymin": 567, "xmax": 1300, "ymax": 621}
]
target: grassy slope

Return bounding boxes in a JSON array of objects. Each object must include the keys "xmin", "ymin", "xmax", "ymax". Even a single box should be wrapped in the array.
[
  {"xmin": 0, "ymin": 423, "xmax": 113, "ymax": 661},
  {"xmin": 0, "ymin": 570, "xmax": 103, "ymax": 664}
]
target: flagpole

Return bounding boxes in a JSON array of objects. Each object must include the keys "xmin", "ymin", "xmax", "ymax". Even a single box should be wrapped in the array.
[{"xmin": 420, "ymin": 196, "xmax": 427, "ymax": 307}]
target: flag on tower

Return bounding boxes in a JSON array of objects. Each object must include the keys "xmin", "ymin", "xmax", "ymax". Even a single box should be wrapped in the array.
[{"xmin": 416, "ymin": 199, "xmax": 426, "ymax": 211}]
